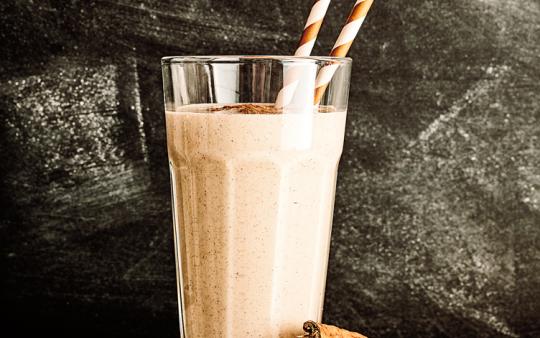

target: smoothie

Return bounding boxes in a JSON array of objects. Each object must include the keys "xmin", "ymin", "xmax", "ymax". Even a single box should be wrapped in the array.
[{"xmin": 166, "ymin": 104, "xmax": 347, "ymax": 337}]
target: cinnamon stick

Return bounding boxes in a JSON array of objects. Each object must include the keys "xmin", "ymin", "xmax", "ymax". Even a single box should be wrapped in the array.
[{"xmin": 302, "ymin": 321, "xmax": 368, "ymax": 338}]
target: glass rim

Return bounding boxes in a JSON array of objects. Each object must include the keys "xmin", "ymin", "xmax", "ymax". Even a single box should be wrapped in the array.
[{"xmin": 161, "ymin": 55, "xmax": 352, "ymax": 65}]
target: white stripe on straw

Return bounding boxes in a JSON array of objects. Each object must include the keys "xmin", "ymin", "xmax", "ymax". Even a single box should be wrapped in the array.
[
  {"xmin": 332, "ymin": 17, "xmax": 365, "ymax": 49},
  {"xmin": 304, "ymin": 0, "xmax": 330, "ymax": 28}
]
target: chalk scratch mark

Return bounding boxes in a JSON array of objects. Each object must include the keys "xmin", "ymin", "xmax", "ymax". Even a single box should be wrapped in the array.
[{"xmin": 414, "ymin": 65, "xmax": 510, "ymax": 145}]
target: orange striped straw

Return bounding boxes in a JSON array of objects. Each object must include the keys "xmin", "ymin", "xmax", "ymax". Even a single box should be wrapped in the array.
[
  {"xmin": 294, "ymin": 0, "xmax": 332, "ymax": 57},
  {"xmin": 314, "ymin": 0, "xmax": 374, "ymax": 104},
  {"xmin": 275, "ymin": 0, "xmax": 331, "ymax": 108}
]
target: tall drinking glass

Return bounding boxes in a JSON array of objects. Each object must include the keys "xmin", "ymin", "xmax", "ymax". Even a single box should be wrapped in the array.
[{"xmin": 162, "ymin": 56, "xmax": 351, "ymax": 337}]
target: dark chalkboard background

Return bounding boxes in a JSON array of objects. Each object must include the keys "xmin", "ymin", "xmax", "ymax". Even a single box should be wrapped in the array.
[{"xmin": 1, "ymin": 1, "xmax": 539, "ymax": 337}]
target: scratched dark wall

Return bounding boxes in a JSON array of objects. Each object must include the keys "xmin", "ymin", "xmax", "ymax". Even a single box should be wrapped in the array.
[{"xmin": 1, "ymin": 0, "xmax": 539, "ymax": 337}]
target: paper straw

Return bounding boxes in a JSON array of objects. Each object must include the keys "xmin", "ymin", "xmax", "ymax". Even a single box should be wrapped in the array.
[
  {"xmin": 275, "ymin": 0, "xmax": 331, "ymax": 109},
  {"xmin": 314, "ymin": 0, "xmax": 374, "ymax": 104}
]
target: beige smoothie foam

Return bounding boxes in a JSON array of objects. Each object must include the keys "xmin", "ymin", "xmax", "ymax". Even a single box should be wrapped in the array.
[{"xmin": 166, "ymin": 104, "xmax": 346, "ymax": 337}]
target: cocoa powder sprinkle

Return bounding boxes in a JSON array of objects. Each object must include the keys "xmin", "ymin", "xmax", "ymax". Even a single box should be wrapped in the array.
[{"xmin": 207, "ymin": 103, "xmax": 336, "ymax": 114}]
